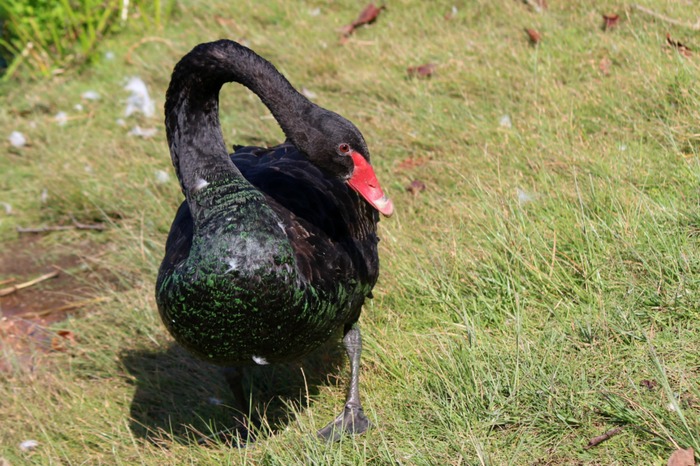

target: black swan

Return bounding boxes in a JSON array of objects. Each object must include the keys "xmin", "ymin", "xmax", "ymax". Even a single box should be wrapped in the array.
[{"xmin": 155, "ymin": 40, "xmax": 393, "ymax": 442}]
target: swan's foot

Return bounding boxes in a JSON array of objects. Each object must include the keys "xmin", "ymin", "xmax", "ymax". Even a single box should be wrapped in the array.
[
  {"xmin": 317, "ymin": 324, "xmax": 373, "ymax": 442},
  {"xmin": 317, "ymin": 403, "xmax": 372, "ymax": 441}
]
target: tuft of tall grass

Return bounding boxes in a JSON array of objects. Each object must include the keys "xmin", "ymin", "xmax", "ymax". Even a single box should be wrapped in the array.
[{"xmin": 0, "ymin": 0, "xmax": 174, "ymax": 80}]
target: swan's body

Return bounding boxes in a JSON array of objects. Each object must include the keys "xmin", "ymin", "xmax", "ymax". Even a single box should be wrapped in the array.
[
  {"xmin": 155, "ymin": 40, "xmax": 392, "ymax": 441},
  {"xmin": 157, "ymin": 143, "xmax": 379, "ymax": 364}
]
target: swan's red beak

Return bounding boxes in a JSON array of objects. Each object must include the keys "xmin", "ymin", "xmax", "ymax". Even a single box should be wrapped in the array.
[{"xmin": 347, "ymin": 151, "xmax": 394, "ymax": 217}]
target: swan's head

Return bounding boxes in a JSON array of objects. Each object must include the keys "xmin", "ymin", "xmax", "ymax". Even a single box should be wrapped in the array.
[{"xmin": 296, "ymin": 110, "xmax": 394, "ymax": 217}]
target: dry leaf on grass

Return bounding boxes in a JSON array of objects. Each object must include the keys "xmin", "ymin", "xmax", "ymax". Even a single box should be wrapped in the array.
[
  {"xmin": 667, "ymin": 448, "xmax": 695, "ymax": 466},
  {"xmin": 526, "ymin": 28, "xmax": 541, "ymax": 45},
  {"xmin": 341, "ymin": 3, "xmax": 385, "ymax": 37},
  {"xmin": 354, "ymin": 3, "xmax": 384, "ymax": 25},
  {"xmin": 51, "ymin": 329, "xmax": 77, "ymax": 352},
  {"xmin": 406, "ymin": 180, "xmax": 426, "ymax": 194},
  {"xmin": 56, "ymin": 329, "xmax": 77, "ymax": 342},
  {"xmin": 603, "ymin": 13, "xmax": 620, "ymax": 30},
  {"xmin": 407, "ymin": 63, "xmax": 437, "ymax": 78},
  {"xmin": 666, "ymin": 34, "xmax": 692, "ymax": 57},
  {"xmin": 584, "ymin": 426, "xmax": 623, "ymax": 449},
  {"xmin": 599, "ymin": 57, "xmax": 612, "ymax": 75},
  {"xmin": 640, "ymin": 379, "xmax": 658, "ymax": 390}
]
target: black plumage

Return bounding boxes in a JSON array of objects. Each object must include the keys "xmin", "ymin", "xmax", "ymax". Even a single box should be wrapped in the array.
[{"xmin": 155, "ymin": 40, "xmax": 392, "ymax": 441}]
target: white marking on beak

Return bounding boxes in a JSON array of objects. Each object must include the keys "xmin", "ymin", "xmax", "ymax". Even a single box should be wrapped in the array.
[{"xmin": 372, "ymin": 194, "xmax": 394, "ymax": 217}]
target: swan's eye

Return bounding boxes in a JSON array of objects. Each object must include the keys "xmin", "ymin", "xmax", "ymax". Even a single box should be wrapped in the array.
[{"xmin": 338, "ymin": 143, "xmax": 351, "ymax": 154}]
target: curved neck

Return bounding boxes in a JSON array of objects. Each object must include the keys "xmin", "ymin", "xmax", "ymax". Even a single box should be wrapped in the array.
[{"xmin": 164, "ymin": 40, "xmax": 316, "ymax": 198}]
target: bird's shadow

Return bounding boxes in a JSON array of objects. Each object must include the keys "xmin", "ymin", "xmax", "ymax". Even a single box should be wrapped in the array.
[{"xmin": 120, "ymin": 339, "xmax": 346, "ymax": 445}]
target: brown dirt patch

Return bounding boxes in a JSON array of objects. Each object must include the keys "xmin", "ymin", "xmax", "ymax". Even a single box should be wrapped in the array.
[{"xmin": 0, "ymin": 235, "xmax": 120, "ymax": 371}]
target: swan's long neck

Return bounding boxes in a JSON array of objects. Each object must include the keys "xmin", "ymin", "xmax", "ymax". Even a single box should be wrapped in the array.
[{"xmin": 164, "ymin": 40, "xmax": 315, "ymax": 209}]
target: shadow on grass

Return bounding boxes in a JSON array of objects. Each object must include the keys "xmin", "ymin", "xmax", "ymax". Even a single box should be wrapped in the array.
[{"xmin": 120, "ymin": 340, "xmax": 346, "ymax": 445}]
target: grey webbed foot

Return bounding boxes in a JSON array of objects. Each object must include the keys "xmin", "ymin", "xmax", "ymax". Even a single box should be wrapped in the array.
[
  {"xmin": 317, "ymin": 403, "xmax": 372, "ymax": 441},
  {"xmin": 317, "ymin": 324, "xmax": 373, "ymax": 442}
]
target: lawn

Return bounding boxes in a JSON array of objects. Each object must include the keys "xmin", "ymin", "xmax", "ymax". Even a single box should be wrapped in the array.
[{"xmin": 1, "ymin": 1, "xmax": 700, "ymax": 464}]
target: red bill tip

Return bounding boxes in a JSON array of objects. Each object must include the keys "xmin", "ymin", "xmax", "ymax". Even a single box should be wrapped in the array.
[{"xmin": 347, "ymin": 151, "xmax": 394, "ymax": 217}]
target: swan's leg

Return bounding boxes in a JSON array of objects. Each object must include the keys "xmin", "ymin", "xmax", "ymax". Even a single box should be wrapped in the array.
[
  {"xmin": 198, "ymin": 367, "xmax": 255, "ymax": 447},
  {"xmin": 317, "ymin": 324, "xmax": 372, "ymax": 441}
]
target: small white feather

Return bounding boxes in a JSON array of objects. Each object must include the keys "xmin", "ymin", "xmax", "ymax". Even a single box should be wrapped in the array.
[
  {"xmin": 252, "ymin": 355, "xmax": 268, "ymax": 365},
  {"xmin": 193, "ymin": 178, "xmax": 209, "ymax": 192}
]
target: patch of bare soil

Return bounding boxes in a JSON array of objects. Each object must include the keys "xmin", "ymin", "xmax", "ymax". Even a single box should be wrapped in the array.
[{"xmin": 0, "ymin": 235, "xmax": 121, "ymax": 371}]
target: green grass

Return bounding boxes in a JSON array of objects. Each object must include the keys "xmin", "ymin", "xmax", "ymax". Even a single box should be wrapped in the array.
[
  {"xmin": 2, "ymin": 0, "xmax": 700, "ymax": 464},
  {"xmin": 0, "ymin": 0, "xmax": 174, "ymax": 80}
]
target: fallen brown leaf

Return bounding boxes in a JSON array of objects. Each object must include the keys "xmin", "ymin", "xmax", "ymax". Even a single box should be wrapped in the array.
[
  {"xmin": 640, "ymin": 379, "xmax": 658, "ymax": 390},
  {"xmin": 51, "ymin": 330, "xmax": 77, "ymax": 352},
  {"xmin": 407, "ymin": 63, "xmax": 437, "ymax": 78},
  {"xmin": 666, "ymin": 33, "xmax": 692, "ymax": 57},
  {"xmin": 526, "ymin": 28, "xmax": 541, "ymax": 45},
  {"xmin": 342, "ymin": 3, "xmax": 386, "ymax": 37},
  {"xmin": 57, "ymin": 329, "xmax": 77, "ymax": 342},
  {"xmin": 584, "ymin": 426, "xmax": 624, "ymax": 449},
  {"xmin": 667, "ymin": 448, "xmax": 694, "ymax": 466},
  {"xmin": 51, "ymin": 339, "xmax": 66, "ymax": 352},
  {"xmin": 599, "ymin": 57, "xmax": 612, "ymax": 75},
  {"xmin": 406, "ymin": 180, "xmax": 426, "ymax": 194},
  {"xmin": 603, "ymin": 13, "xmax": 620, "ymax": 30},
  {"xmin": 354, "ymin": 3, "xmax": 384, "ymax": 26}
]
